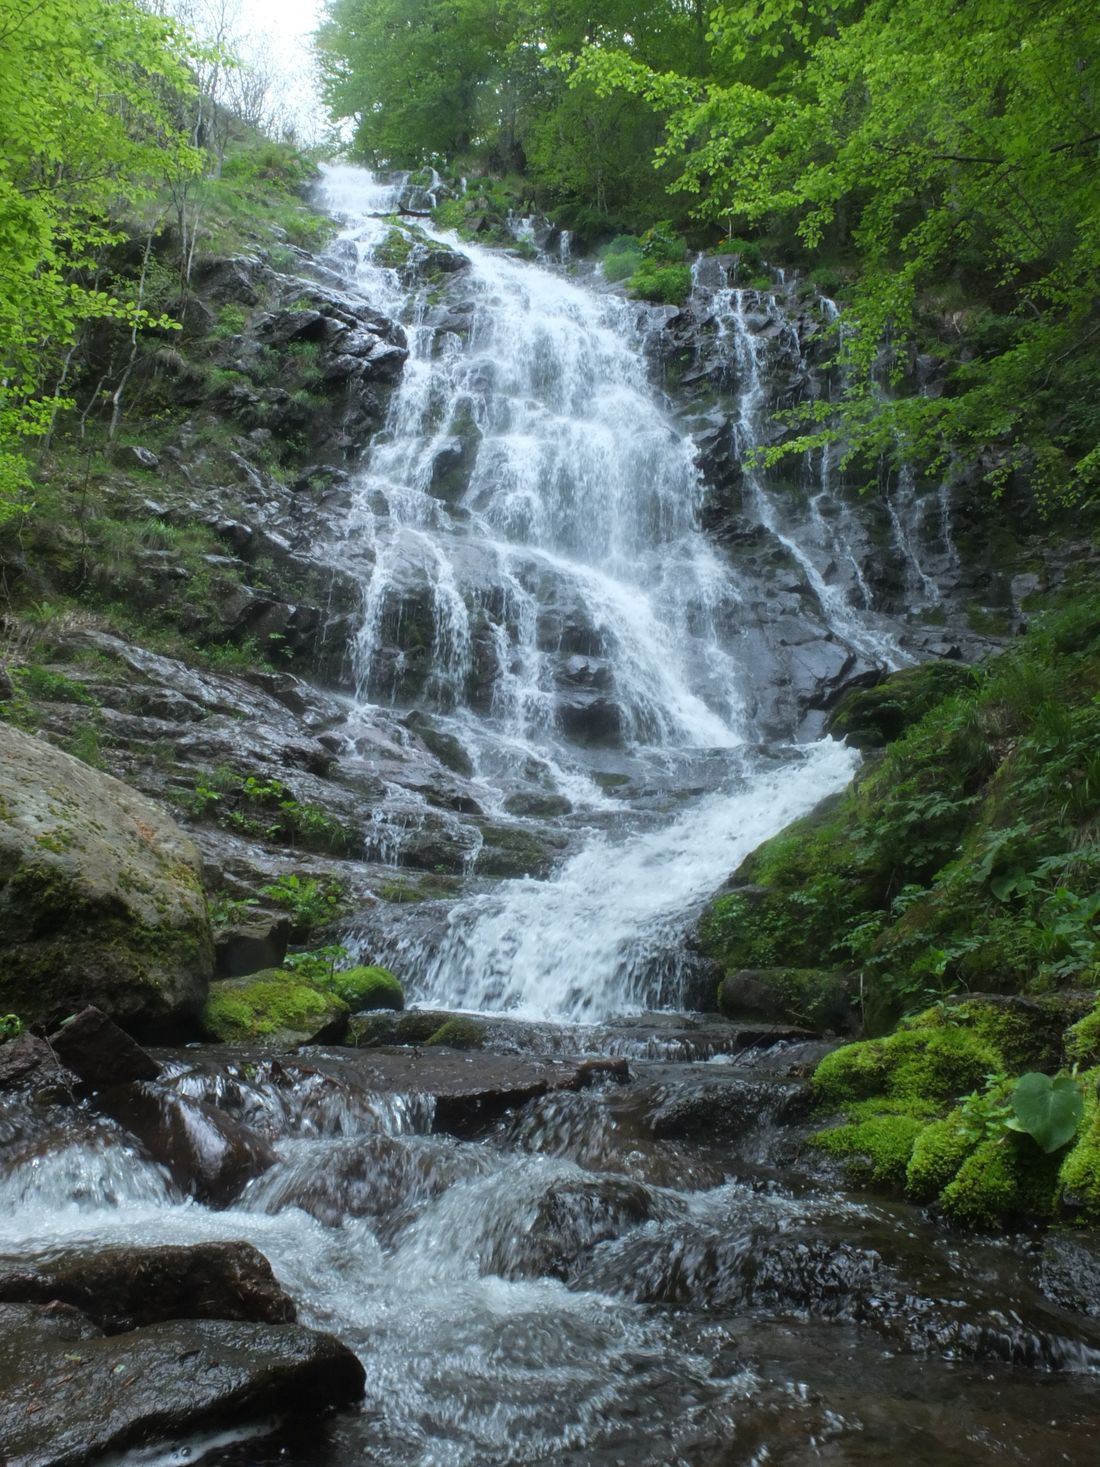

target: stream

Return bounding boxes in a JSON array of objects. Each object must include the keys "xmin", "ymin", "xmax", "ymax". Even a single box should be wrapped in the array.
[{"xmin": 3, "ymin": 167, "xmax": 1099, "ymax": 1464}]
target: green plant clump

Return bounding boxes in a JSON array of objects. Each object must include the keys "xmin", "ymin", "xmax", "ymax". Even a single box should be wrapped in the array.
[{"xmin": 322, "ymin": 965, "xmax": 404, "ymax": 1012}]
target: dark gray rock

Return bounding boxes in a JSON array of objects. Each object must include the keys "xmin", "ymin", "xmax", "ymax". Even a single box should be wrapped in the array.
[
  {"xmin": 0, "ymin": 1241, "xmax": 295, "ymax": 1333},
  {"xmin": 49, "ymin": 1007, "xmax": 162, "ymax": 1089},
  {"xmin": 98, "ymin": 1082, "xmax": 275, "ymax": 1204},
  {"xmin": 0, "ymin": 1305, "xmax": 365, "ymax": 1467}
]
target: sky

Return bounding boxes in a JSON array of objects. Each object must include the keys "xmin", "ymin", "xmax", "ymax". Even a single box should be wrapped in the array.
[{"xmin": 236, "ymin": 0, "xmax": 328, "ymax": 142}]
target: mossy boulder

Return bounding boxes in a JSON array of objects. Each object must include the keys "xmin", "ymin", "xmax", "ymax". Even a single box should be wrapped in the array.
[
  {"xmin": 425, "ymin": 1017, "xmax": 486, "ymax": 1050},
  {"xmin": 825, "ymin": 662, "xmax": 976, "ymax": 749},
  {"xmin": 323, "ymin": 965, "xmax": 403, "ymax": 1012},
  {"xmin": 810, "ymin": 1002, "xmax": 1096, "ymax": 1226},
  {"xmin": 717, "ymin": 966, "xmax": 855, "ymax": 1032},
  {"xmin": 348, "ymin": 1009, "xmax": 454, "ymax": 1047},
  {"xmin": 0, "ymin": 724, "xmax": 213, "ymax": 1035},
  {"xmin": 202, "ymin": 971, "xmax": 348, "ymax": 1047}
]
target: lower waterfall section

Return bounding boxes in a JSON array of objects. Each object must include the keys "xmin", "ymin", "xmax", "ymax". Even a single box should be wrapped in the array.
[{"xmin": 355, "ymin": 738, "xmax": 859, "ymax": 1018}]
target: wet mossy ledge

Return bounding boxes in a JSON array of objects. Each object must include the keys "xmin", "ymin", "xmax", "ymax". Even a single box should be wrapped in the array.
[
  {"xmin": 697, "ymin": 594, "xmax": 1100, "ymax": 1226},
  {"xmin": 701, "ymin": 595, "xmax": 1100, "ymax": 1036}
]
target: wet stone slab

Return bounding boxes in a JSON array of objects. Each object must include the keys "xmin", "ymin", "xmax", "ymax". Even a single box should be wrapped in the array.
[
  {"xmin": 0, "ymin": 1303, "xmax": 365, "ymax": 1467},
  {"xmin": 301, "ymin": 1047, "xmax": 631, "ymax": 1136}
]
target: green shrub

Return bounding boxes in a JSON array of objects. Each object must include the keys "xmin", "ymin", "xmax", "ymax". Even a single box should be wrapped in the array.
[{"xmin": 627, "ymin": 263, "xmax": 693, "ymax": 305}]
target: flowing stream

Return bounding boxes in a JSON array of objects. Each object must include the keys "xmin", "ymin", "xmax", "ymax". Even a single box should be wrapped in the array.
[{"xmin": 4, "ymin": 167, "xmax": 1099, "ymax": 1466}]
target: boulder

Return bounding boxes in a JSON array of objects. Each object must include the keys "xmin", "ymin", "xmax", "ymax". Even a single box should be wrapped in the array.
[
  {"xmin": 0, "ymin": 1032, "xmax": 71, "ymax": 1093},
  {"xmin": 98, "ymin": 1083, "xmax": 275, "ymax": 1204},
  {"xmin": 717, "ymin": 967, "xmax": 856, "ymax": 1034},
  {"xmin": 0, "ymin": 1241, "xmax": 295, "ymax": 1332},
  {"xmin": 0, "ymin": 1304, "xmax": 365, "ymax": 1467},
  {"xmin": 0, "ymin": 725, "xmax": 213, "ymax": 1035},
  {"xmin": 48, "ymin": 1006, "xmax": 161, "ymax": 1088},
  {"xmin": 215, "ymin": 912, "xmax": 292, "ymax": 978},
  {"xmin": 202, "ymin": 971, "xmax": 350, "ymax": 1046}
]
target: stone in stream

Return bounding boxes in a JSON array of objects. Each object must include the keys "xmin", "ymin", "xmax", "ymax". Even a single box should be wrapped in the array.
[
  {"xmin": 269, "ymin": 1048, "xmax": 632, "ymax": 1137},
  {"xmin": 0, "ymin": 1032, "xmax": 75, "ymax": 1094},
  {"xmin": 48, "ymin": 1006, "xmax": 162, "ymax": 1088},
  {"xmin": 0, "ymin": 1303, "xmax": 365, "ymax": 1467},
  {"xmin": 0, "ymin": 1241, "xmax": 295, "ymax": 1332},
  {"xmin": 98, "ymin": 1082, "xmax": 275, "ymax": 1204},
  {"xmin": 0, "ymin": 724, "xmax": 213, "ymax": 1035}
]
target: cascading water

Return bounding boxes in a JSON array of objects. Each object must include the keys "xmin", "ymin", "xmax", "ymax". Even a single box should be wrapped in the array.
[{"xmin": 316, "ymin": 166, "xmax": 875, "ymax": 1018}]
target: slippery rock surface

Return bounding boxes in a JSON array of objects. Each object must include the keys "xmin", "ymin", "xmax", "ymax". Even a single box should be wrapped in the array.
[
  {"xmin": 0, "ymin": 1241, "xmax": 295, "ymax": 1332},
  {"xmin": 0, "ymin": 725, "xmax": 213, "ymax": 1034},
  {"xmin": 0, "ymin": 1304, "xmax": 365, "ymax": 1467},
  {"xmin": 98, "ymin": 1082, "xmax": 275, "ymax": 1204}
]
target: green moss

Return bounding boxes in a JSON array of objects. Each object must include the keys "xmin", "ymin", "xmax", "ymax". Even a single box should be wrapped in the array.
[
  {"xmin": 1058, "ymin": 1070, "xmax": 1100, "ymax": 1217},
  {"xmin": 349, "ymin": 1009, "xmax": 452, "ymax": 1047},
  {"xmin": 811, "ymin": 1095, "xmax": 942, "ymax": 1185},
  {"xmin": 323, "ymin": 964, "xmax": 404, "ymax": 1012},
  {"xmin": 202, "ymin": 970, "xmax": 347, "ymax": 1043},
  {"xmin": 905, "ymin": 1113, "xmax": 977, "ymax": 1200},
  {"xmin": 813, "ymin": 1024, "xmax": 998, "ymax": 1108},
  {"xmin": 939, "ymin": 1138, "xmax": 1021, "ymax": 1225},
  {"xmin": 425, "ymin": 1017, "xmax": 486, "ymax": 1050},
  {"xmin": 827, "ymin": 662, "xmax": 976, "ymax": 749},
  {"xmin": 1065, "ymin": 997, "xmax": 1100, "ymax": 1066}
]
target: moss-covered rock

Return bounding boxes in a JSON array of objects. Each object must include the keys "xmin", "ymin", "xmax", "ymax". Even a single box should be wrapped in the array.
[
  {"xmin": 810, "ymin": 1002, "xmax": 1088, "ymax": 1225},
  {"xmin": 905, "ymin": 1113, "xmax": 976, "ymax": 1200},
  {"xmin": 826, "ymin": 662, "xmax": 976, "ymax": 749},
  {"xmin": 324, "ymin": 965, "xmax": 404, "ymax": 1012},
  {"xmin": 348, "ymin": 1009, "xmax": 454, "ymax": 1047},
  {"xmin": 202, "ymin": 970, "xmax": 348, "ymax": 1046},
  {"xmin": 0, "ymin": 724, "xmax": 213, "ymax": 1035},
  {"xmin": 811, "ymin": 1100, "xmax": 937, "ymax": 1186},
  {"xmin": 1065, "ymin": 997, "xmax": 1100, "ymax": 1067},
  {"xmin": 812, "ymin": 1021, "xmax": 999, "ymax": 1108},
  {"xmin": 717, "ymin": 966, "xmax": 855, "ymax": 1032},
  {"xmin": 1058, "ymin": 1069, "xmax": 1100, "ymax": 1217},
  {"xmin": 425, "ymin": 1017, "xmax": 486, "ymax": 1050}
]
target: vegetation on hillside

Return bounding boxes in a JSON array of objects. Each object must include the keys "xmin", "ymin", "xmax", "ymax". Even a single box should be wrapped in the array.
[{"xmin": 319, "ymin": 0, "xmax": 1100, "ymax": 507}]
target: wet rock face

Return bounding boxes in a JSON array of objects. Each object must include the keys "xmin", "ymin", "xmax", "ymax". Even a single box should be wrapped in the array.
[
  {"xmin": 0, "ymin": 1241, "xmax": 295, "ymax": 1333},
  {"xmin": 0, "ymin": 725, "xmax": 213, "ymax": 1035},
  {"xmin": 0, "ymin": 1305, "xmax": 365, "ymax": 1467},
  {"xmin": 49, "ymin": 1006, "xmax": 162, "ymax": 1089},
  {"xmin": 98, "ymin": 1082, "xmax": 275, "ymax": 1205}
]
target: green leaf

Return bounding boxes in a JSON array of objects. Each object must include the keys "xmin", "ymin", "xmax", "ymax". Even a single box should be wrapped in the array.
[{"xmin": 1004, "ymin": 1072, "xmax": 1084, "ymax": 1154}]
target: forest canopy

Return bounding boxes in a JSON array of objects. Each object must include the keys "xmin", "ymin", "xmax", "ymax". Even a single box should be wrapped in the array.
[{"xmin": 319, "ymin": 0, "xmax": 1100, "ymax": 504}]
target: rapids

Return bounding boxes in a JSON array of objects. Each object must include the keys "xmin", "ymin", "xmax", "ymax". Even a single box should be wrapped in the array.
[{"xmin": 4, "ymin": 167, "xmax": 1099, "ymax": 1467}]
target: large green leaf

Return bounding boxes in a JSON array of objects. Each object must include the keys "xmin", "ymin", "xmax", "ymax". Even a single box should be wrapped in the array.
[{"xmin": 1005, "ymin": 1072, "xmax": 1084, "ymax": 1154}]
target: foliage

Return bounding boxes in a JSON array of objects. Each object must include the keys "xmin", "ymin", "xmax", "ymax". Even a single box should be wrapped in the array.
[
  {"xmin": 316, "ymin": 0, "xmax": 710, "ymax": 228},
  {"xmin": 258, "ymin": 873, "xmax": 349, "ymax": 928},
  {"xmin": 698, "ymin": 596, "xmax": 1100, "ymax": 1027},
  {"xmin": 1006, "ymin": 1072, "xmax": 1084, "ymax": 1154},
  {"xmin": 282, "ymin": 944, "xmax": 351, "ymax": 984},
  {"xmin": 0, "ymin": 0, "xmax": 202, "ymax": 513},
  {"xmin": 574, "ymin": 0, "xmax": 1100, "ymax": 504},
  {"xmin": 0, "ymin": 1013, "xmax": 24, "ymax": 1042},
  {"xmin": 181, "ymin": 770, "xmax": 350, "ymax": 854}
]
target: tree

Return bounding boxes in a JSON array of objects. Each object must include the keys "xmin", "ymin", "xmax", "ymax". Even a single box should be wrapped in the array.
[
  {"xmin": 0, "ymin": 0, "xmax": 201, "ymax": 514},
  {"xmin": 574, "ymin": 0, "xmax": 1100, "ymax": 503}
]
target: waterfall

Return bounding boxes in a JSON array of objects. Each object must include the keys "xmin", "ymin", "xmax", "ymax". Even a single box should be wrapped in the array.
[{"xmin": 316, "ymin": 166, "xmax": 878, "ymax": 1019}]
